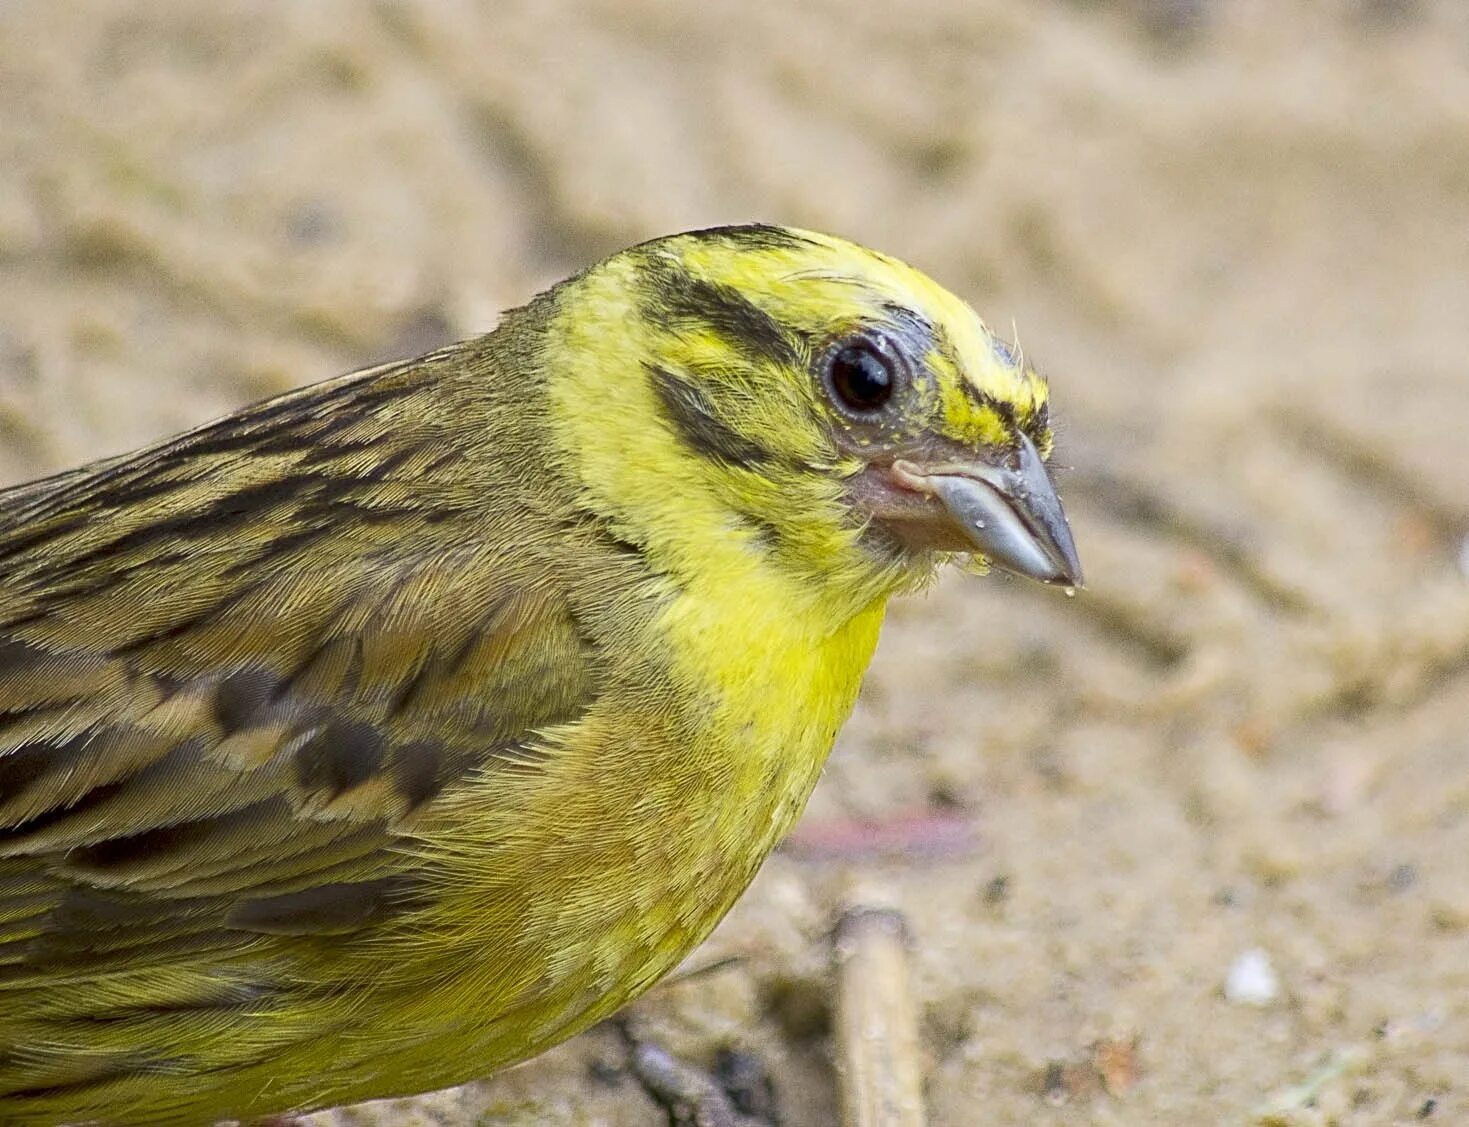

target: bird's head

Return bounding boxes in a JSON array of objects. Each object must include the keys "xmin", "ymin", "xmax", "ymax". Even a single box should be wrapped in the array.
[{"xmin": 543, "ymin": 224, "xmax": 1081, "ymax": 611}]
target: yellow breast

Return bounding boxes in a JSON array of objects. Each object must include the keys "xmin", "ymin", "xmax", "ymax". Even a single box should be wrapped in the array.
[{"xmin": 657, "ymin": 543, "xmax": 888, "ymax": 862}]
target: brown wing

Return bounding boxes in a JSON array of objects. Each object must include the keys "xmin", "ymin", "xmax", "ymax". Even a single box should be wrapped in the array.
[{"xmin": 0, "ymin": 355, "xmax": 601, "ymax": 1108}]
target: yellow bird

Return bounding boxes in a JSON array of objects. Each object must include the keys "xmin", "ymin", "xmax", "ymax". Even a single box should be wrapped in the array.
[{"xmin": 0, "ymin": 225, "xmax": 1080, "ymax": 1125}]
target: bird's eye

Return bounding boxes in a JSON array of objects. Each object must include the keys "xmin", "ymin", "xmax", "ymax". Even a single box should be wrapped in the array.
[{"xmin": 825, "ymin": 338, "xmax": 898, "ymax": 416}]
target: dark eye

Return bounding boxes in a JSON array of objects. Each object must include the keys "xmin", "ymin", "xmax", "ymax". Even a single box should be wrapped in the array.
[{"xmin": 825, "ymin": 339, "xmax": 897, "ymax": 415}]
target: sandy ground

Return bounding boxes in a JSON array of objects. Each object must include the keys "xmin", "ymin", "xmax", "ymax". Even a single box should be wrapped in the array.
[{"xmin": 2, "ymin": 2, "xmax": 1468, "ymax": 1123}]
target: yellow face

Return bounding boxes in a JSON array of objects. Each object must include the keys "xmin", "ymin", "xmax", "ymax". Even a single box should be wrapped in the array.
[{"xmin": 612, "ymin": 226, "xmax": 1080, "ymax": 589}]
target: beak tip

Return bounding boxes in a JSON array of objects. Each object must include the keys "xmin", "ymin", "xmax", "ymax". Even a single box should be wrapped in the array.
[
  {"xmin": 925, "ymin": 435, "xmax": 1084, "ymax": 591},
  {"xmin": 1032, "ymin": 558, "xmax": 1082, "ymax": 590},
  {"xmin": 1050, "ymin": 544, "xmax": 1084, "ymax": 591},
  {"xmin": 1046, "ymin": 567, "xmax": 1084, "ymax": 590},
  {"xmin": 1026, "ymin": 496, "xmax": 1083, "ymax": 590}
]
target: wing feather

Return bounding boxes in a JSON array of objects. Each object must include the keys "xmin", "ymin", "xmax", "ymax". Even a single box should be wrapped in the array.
[{"xmin": 0, "ymin": 356, "xmax": 601, "ymax": 1110}]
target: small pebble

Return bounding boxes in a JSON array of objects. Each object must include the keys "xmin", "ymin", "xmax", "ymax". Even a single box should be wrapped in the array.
[{"xmin": 1225, "ymin": 947, "xmax": 1278, "ymax": 1006}]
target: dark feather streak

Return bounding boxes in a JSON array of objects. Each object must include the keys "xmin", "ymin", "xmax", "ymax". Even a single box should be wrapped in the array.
[
  {"xmin": 177, "ymin": 375, "xmax": 419, "ymax": 463},
  {"xmin": 0, "ymin": 743, "xmax": 58, "ymax": 804},
  {"xmin": 221, "ymin": 525, "xmax": 330, "ymax": 576},
  {"xmin": 212, "ymin": 668, "xmax": 286, "ymax": 733},
  {"xmin": 41, "ymin": 887, "xmax": 210, "ymax": 935},
  {"xmin": 110, "ymin": 577, "xmax": 271, "ymax": 658},
  {"xmin": 58, "ymin": 476, "xmax": 324, "ymax": 579},
  {"xmin": 63, "ymin": 982, "xmax": 270, "ymax": 1025},
  {"xmin": 0, "ymin": 781, "xmax": 129, "ymax": 847},
  {"xmin": 67, "ymin": 820, "xmax": 219, "ymax": 874},
  {"xmin": 1, "ymin": 1071, "xmax": 148, "ymax": 1104},
  {"xmin": 0, "ymin": 637, "xmax": 50, "ymax": 683},
  {"xmin": 293, "ymin": 718, "xmax": 387, "ymax": 798},
  {"xmin": 25, "ymin": 926, "xmax": 245, "ymax": 971},
  {"xmin": 674, "ymin": 223, "xmax": 817, "ymax": 254},
  {"xmin": 647, "ymin": 365, "xmax": 772, "ymax": 469},
  {"xmin": 388, "ymin": 740, "xmax": 445, "ymax": 809},
  {"xmin": 229, "ymin": 875, "xmax": 419, "ymax": 935},
  {"xmin": 0, "ymin": 515, "xmax": 88, "ymax": 568},
  {"xmin": 641, "ymin": 262, "xmax": 802, "ymax": 371}
]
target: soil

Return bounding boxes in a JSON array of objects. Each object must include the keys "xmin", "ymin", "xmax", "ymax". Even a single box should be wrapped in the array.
[{"xmin": 2, "ymin": 2, "xmax": 1467, "ymax": 1123}]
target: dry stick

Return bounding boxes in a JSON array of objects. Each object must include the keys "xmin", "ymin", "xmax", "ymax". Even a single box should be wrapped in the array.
[{"xmin": 832, "ymin": 904, "xmax": 927, "ymax": 1127}]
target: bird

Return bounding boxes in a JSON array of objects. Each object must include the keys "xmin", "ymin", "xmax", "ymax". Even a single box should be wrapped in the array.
[{"xmin": 0, "ymin": 224, "xmax": 1080, "ymax": 1125}]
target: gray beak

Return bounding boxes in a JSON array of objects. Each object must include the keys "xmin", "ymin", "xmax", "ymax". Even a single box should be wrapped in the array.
[{"xmin": 926, "ymin": 433, "xmax": 1083, "ymax": 587}]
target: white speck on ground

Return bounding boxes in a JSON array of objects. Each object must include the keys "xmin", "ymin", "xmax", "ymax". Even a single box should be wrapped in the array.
[{"xmin": 1225, "ymin": 948, "xmax": 1279, "ymax": 1007}]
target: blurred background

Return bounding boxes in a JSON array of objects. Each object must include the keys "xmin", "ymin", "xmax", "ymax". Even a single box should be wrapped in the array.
[{"xmin": 2, "ymin": 1, "xmax": 1467, "ymax": 1122}]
